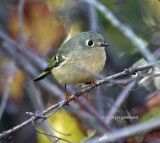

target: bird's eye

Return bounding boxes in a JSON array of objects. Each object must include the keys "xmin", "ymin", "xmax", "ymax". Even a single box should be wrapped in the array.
[{"xmin": 86, "ymin": 40, "xmax": 94, "ymax": 47}]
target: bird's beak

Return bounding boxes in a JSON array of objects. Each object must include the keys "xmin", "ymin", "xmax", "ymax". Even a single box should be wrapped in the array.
[{"xmin": 99, "ymin": 43, "xmax": 109, "ymax": 47}]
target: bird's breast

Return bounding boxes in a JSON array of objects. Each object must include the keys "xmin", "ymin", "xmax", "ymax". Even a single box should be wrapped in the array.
[{"xmin": 52, "ymin": 48, "xmax": 106, "ymax": 85}]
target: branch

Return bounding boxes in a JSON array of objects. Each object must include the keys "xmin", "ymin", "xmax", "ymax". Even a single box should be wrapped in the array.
[{"xmin": 17, "ymin": 0, "xmax": 25, "ymax": 42}]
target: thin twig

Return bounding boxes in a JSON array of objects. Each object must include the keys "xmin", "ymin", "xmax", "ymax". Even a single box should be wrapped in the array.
[{"xmin": 17, "ymin": 0, "xmax": 25, "ymax": 42}]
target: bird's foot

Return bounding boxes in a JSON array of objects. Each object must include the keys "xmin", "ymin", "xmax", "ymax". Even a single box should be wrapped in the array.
[
  {"xmin": 86, "ymin": 80, "xmax": 97, "ymax": 89},
  {"xmin": 65, "ymin": 91, "xmax": 71, "ymax": 106},
  {"xmin": 90, "ymin": 80, "xmax": 97, "ymax": 90},
  {"xmin": 124, "ymin": 67, "xmax": 137, "ymax": 75}
]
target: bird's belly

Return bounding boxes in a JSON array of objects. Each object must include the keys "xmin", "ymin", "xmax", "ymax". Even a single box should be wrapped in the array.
[{"xmin": 52, "ymin": 50, "xmax": 106, "ymax": 85}]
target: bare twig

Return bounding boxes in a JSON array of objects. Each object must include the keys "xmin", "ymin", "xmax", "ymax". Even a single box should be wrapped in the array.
[{"xmin": 17, "ymin": 0, "xmax": 25, "ymax": 42}]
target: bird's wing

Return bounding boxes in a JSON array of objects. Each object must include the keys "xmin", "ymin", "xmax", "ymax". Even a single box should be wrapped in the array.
[
  {"xmin": 34, "ymin": 40, "xmax": 71, "ymax": 81},
  {"xmin": 33, "ymin": 70, "xmax": 51, "ymax": 81},
  {"xmin": 44, "ymin": 38, "xmax": 73, "ymax": 71},
  {"xmin": 33, "ymin": 57, "xmax": 55, "ymax": 81},
  {"xmin": 33, "ymin": 54, "xmax": 67, "ymax": 81},
  {"xmin": 44, "ymin": 52, "xmax": 67, "ymax": 71},
  {"xmin": 44, "ymin": 56, "xmax": 57, "ymax": 71}
]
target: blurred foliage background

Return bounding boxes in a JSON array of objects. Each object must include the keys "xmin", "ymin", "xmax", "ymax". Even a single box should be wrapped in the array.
[{"xmin": 0, "ymin": 0, "xmax": 160, "ymax": 143}]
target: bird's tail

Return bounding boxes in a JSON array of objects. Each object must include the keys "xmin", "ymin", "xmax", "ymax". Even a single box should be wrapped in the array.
[{"xmin": 33, "ymin": 70, "xmax": 51, "ymax": 81}]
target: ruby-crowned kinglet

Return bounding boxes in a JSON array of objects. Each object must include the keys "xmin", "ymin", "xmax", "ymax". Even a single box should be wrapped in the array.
[{"xmin": 34, "ymin": 31, "xmax": 108, "ymax": 85}]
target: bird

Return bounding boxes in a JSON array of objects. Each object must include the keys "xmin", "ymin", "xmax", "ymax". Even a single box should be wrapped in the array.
[{"xmin": 34, "ymin": 31, "xmax": 108, "ymax": 86}]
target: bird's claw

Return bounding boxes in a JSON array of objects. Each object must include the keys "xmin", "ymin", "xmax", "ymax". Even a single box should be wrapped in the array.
[{"xmin": 65, "ymin": 91, "xmax": 71, "ymax": 106}]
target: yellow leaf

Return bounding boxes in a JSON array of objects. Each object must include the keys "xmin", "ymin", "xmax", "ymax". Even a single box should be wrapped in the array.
[{"xmin": 37, "ymin": 110, "xmax": 88, "ymax": 143}]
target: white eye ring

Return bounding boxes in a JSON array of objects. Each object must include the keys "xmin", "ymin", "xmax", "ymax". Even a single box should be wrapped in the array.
[{"xmin": 86, "ymin": 39, "xmax": 94, "ymax": 47}]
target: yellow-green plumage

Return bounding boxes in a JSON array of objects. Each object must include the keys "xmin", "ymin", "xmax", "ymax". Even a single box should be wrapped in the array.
[{"xmin": 34, "ymin": 31, "xmax": 108, "ymax": 85}]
